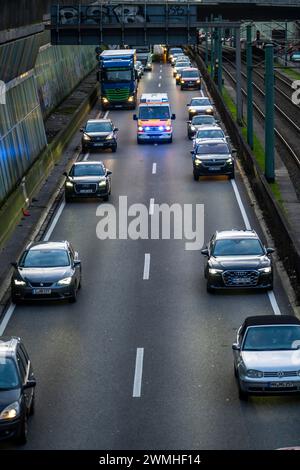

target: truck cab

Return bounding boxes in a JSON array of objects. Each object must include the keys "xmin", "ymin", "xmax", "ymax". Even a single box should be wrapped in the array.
[{"xmin": 133, "ymin": 94, "xmax": 176, "ymax": 144}]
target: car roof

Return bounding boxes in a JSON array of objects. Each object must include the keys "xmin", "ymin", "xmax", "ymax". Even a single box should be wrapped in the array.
[
  {"xmin": 242, "ymin": 315, "xmax": 300, "ymax": 329},
  {"xmin": 190, "ymin": 96, "xmax": 210, "ymax": 102},
  {"xmin": 182, "ymin": 67, "xmax": 199, "ymax": 72},
  {"xmin": 195, "ymin": 125, "xmax": 223, "ymax": 131},
  {"xmin": 196, "ymin": 138, "xmax": 228, "ymax": 146},
  {"xmin": 215, "ymin": 229, "xmax": 258, "ymax": 240},
  {"xmin": 0, "ymin": 337, "xmax": 20, "ymax": 357},
  {"xmin": 73, "ymin": 161, "xmax": 104, "ymax": 165},
  {"xmin": 86, "ymin": 119, "xmax": 111, "ymax": 124},
  {"xmin": 192, "ymin": 114, "xmax": 215, "ymax": 120},
  {"xmin": 26, "ymin": 241, "xmax": 69, "ymax": 251}
]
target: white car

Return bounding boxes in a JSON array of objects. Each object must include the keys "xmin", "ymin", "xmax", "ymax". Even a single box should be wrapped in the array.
[
  {"xmin": 192, "ymin": 125, "xmax": 228, "ymax": 148},
  {"xmin": 187, "ymin": 96, "xmax": 214, "ymax": 119}
]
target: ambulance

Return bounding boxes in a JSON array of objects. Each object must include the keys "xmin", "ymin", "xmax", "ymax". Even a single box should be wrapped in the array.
[{"xmin": 133, "ymin": 93, "xmax": 176, "ymax": 144}]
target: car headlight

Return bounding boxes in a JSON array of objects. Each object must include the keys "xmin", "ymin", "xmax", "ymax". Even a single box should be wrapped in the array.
[
  {"xmin": 226, "ymin": 157, "xmax": 233, "ymax": 164},
  {"xmin": 246, "ymin": 369, "xmax": 263, "ymax": 378},
  {"xmin": 145, "ymin": 126, "xmax": 150, "ymax": 131},
  {"xmin": 258, "ymin": 266, "xmax": 272, "ymax": 273},
  {"xmin": 176, "ymin": 74, "xmax": 180, "ymax": 79},
  {"xmin": 57, "ymin": 277, "xmax": 72, "ymax": 286},
  {"xmin": 206, "ymin": 108, "xmax": 213, "ymax": 113},
  {"xmin": 147, "ymin": 63, "xmax": 151, "ymax": 67},
  {"xmin": 209, "ymin": 268, "xmax": 223, "ymax": 274},
  {"xmin": 102, "ymin": 97, "xmax": 109, "ymax": 103},
  {"xmin": 99, "ymin": 180, "xmax": 107, "ymax": 187},
  {"xmin": 14, "ymin": 279, "xmax": 26, "ymax": 286},
  {"xmin": 0, "ymin": 401, "xmax": 20, "ymax": 420},
  {"xmin": 194, "ymin": 159, "xmax": 202, "ymax": 165},
  {"xmin": 106, "ymin": 133, "xmax": 114, "ymax": 140},
  {"xmin": 66, "ymin": 181, "xmax": 73, "ymax": 188},
  {"xmin": 83, "ymin": 134, "xmax": 91, "ymax": 141},
  {"xmin": 190, "ymin": 126, "xmax": 196, "ymax": 131},
  {"xmin": 190, "ymin": 109, "xmax": 196, "ymax": 113},
  {"xmin": 128, "ymin": 96, "xmax": 134, "ymax": 102},
  {"xmin": 181, "ymin": 80, "xmax": 184, "ymax": 84},
  {"xmin": 165, "ymin": 126, "xmax": 171, "ymax": 131},
  {"xmin": 196, "ymin": 79, "xmax": 201, "ymax": 84},
  {"xmin": 138, "ymin": 126, "xmax": 143, "ymax": 132}
]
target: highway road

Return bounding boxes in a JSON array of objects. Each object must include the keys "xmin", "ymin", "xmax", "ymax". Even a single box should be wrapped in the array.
[{"xmin": 0, "ymin": 61, "xmax": 298, "ymax": 450}]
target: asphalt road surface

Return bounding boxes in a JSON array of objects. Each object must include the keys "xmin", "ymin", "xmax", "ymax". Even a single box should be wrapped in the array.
[{"xmin": 0, "ymin": 61, "xmax": 298, "ymax": 450}]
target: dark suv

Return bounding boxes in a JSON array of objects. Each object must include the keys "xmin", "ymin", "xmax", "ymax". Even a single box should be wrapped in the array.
[
  {"xmin": 201, "ymin": 230, "xmax": 274, "ymax": 293},
  {"xmin": 0, "ymin": 337, "xmax": 36, "ymax": 444},
  {"xmin": 81, "ymin": 119, "xmax": 118, "ymax": 153}
]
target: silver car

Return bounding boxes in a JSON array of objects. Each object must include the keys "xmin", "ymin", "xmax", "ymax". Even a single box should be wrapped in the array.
[{"xmin": 233, "ymin": 315, "xmax": 300, "ymax": 400}]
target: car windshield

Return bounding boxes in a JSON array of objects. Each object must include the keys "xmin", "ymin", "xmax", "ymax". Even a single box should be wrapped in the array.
[
  {"xmin": 195, "ymin": 143, "xmax": 229, "ymax": 155},
  {"xmin": 192, "ymin": 116, "xmax": 216, "ymax": 125},
  {"xmin": 0, "ymin": 357, "xmax": 20, "ymax": 390},
  {"xmin": 85, "ymin": 122, "xmax": 112, "ymax": 133},
  {"xmin": 139, "ymin": 106, "xmax": 170, "ymax": 120},
  {"xmin": 292, "ymin": 53, "xmax": 300, "ymax": 58},
  {"xmin": 171, "ymin": 49, "xmax": 183, "ymax": 54},
  {"xmin": 20, "ymin": 249, "xmax": 70, "ymax": 268},
  {"xmin": 196, "ymin": 129, "xmax": 224, "ymax": 139},
  {"xmin": 213, "ymin": 238, "xmax": 264, "ymax": 256},
  {"xmin": 71, "ymin": 164, "xmax": 105, "ymax": 177},
  {"xmin": 182, "ymin": 70, "xmax": 199, "ymax": 78},
  {"xmin": 103, "ymin": 69, "xmax": 132, "ymax": 83},
  {"xmin": 243, "ymin": 325, "xmax": 300, "ymax": 351},
  {"xmin": 191, "ymin": 99, "xmax": 210, "ymax": 106}
]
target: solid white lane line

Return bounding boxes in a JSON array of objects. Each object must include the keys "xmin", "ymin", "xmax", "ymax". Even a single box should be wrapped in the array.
[
  {"xmin": 149, "ymin": 198, "xmax": 155, "ymax": 216},
  {"xmin": 268, "ymin": 291, "xmax": 282, "ymax": 315},
  {"xmin": 152, "ymin": 163, "xmax": 157, "ymax": 174},
  {"xmin": 83, "ymin": 152, "xmax": 90, "ymax": 161},
  {"xmin": 133, "ymin": 348, "xmax": 144, "ymax": 398},
  {"xmin": 0, "ymin": 304, "xmax": 16, "ymax": 336},
  {"xmin": 143, "ymin": 253, "xmax": 151, "ymax": 280},
  {"xmin": 104, "ymin": 111, "xmax": 109, "ymax": 118},
  {"xmin": 44, "ymin": 201, "xmax": 66, "ymax": 241},
  {"xmin": 231, "ymin": 179, "xmax": 282, "ymax": 315},
  {"xmin": 230, "ymin": 180, "xmax": 251, "ymax": 230},
  {"xmin": 96, "ymin": 111, "xmax": 102, "ymax": 118}
]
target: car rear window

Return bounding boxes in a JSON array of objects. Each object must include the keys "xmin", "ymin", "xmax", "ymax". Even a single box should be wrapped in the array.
[
  {"xmin": 190, "ymin": 99, "xmax": 210, "ymax": 106},
  {"xmin": 192, "ymin": 116, "xmax": 216, "ymax": 125},
  {"xmin": 196, "ymin": 129, "xmax": 224, "ymax": 139},
  {"xmin": 85, "ymin": 122, "xmax": 112, "ymax": 133}
]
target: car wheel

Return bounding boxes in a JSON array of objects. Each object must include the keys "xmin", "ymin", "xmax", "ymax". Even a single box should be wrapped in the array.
[
  {"xmin": 180, "ymin": 86, "xmax": 184, "ymax": 90},
  {"xmin": 11, "ymin": 293, "xmax": 20, "ymax": 305},
  {"xmin": 234, "ymin": 366, "xmax": 238, "ymax": 378},
  {"xmin": 65, "ymin": 194, "xmax": 72, "ymax": 203},
  {"xmin": 229, "ymin": 171, "xmax": 235, "ymax": 180},
  {"xmin": 29, "ymin": 393, "xmax": 35, "ymax": 416},
  {"xmin": 238, "ymin": 381, "xmax": 248, "ymax": 401},
  {"xmin": 137, "ymin": 137, "xmax": 143, "ymax": 145},
  {"xmin": 168, "ymin": 136, "xmax": 173, "ymax": 144},
  {"xmin": 206, "ymin": 283, "xmax": 215, "ymax": 294},
  {"xmin": 193, "ymin": 172, "xmax": 199, "ymax": 181},
  {"xmin": 15, "ymin": 414, "xmax": 28, "ymax": 445},
  {"xmin": 103, "ymin": 195, "xmax": 109, "ymax": 202},
  {"xmin": 69, "ymin": 284, "xmax": 77, "ymax": 303},
  {"xmin": 111, "ymin": 145, "xmax": 117, "ymax": 153}
]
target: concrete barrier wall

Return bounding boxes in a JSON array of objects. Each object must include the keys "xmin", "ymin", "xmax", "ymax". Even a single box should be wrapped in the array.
[
  {"xmin": 188, "ymin": 47, "xmax": 300, "ymax": 301},
  {"xmin": 0, "ymin": 83, "xmax": 98, "ymax": 248}
]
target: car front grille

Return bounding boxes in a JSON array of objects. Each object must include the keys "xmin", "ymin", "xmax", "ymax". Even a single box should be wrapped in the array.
[
  {"xmin": 202, "ymin": 160, "xmax": 227, "ymax": 168},
  {"xmin": 29, "ymin": 282, "xmax": 53, "ymax": 287},
  {"xmin": 90, "ymin": 136, "xmax": 106, "ymax": 142},
  {"xmin": 263, "ymin": 371, "xmax": 299, "ymax": 378},
  {"xmin": 75, "ymin": 183, "xmax": 97, "ymax": 193},
  {"xmin": 106, "ymin": 88, "xmax": 130, "ymax": 101},
  {"xmin": 223, "ymin": 270, "xmax": 259, "ymax": 287}
]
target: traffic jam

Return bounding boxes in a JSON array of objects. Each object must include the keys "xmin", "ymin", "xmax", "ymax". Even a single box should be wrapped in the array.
[{"xmin": 1, "ymin": 44, "xmax": 300, "ymax": 448}]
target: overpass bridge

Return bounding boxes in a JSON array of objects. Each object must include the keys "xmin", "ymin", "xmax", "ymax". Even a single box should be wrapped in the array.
[{"xmin": 49, "ymin": 1, "xmax": 300, "ymax": 45}]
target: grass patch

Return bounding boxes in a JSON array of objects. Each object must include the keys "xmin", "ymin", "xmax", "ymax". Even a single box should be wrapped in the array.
[
  {"xmin": 222, "ymin": 86, "xmax": 284, "ymax": 207},
  {"xmin": 276, "ymin": 66, "xmax": 300, "ymax": 81}
]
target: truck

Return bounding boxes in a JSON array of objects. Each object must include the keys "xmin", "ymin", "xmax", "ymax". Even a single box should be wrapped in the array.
[
  {"xmin": 98, "ymin": 49, "xmax": 137, "ymax": 110},
  {"xmin": 133, "ymin": 93, "xmax": 176, "ymax": 144}
]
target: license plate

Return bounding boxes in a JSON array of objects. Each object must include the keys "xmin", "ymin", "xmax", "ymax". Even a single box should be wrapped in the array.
[
  {"xmin": 269, "ymin": 382, "xmax": 294, "ymax": 388},
  {"xmin": 32, "ymin": 288, "xmax": 51, "ymax": 295},
  {"xmin": 94, "ymin": 143, "xmax": 104, "ymax": 147},
  {"xmin": 114, "ymin": 105, "xmax": 122, "ymax": 108},
  {"xmin": 208, "ymin": 167, "xmax": 220, "ymax": 171},
  {"xmin": 80, "ymin": 189, "xmax": 94, "ymax": 193},
  {"xmin": 232, "ymin": 278, "xmax": 251, "ymax": 284}
]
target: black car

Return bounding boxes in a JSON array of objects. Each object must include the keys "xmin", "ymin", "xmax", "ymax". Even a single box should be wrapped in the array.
[
  {"xmin": 201, "ymin": 230, "xmax": 274, "ymax": 293},
  {"xmin": 11, "ymin": 241, "xmax": 81, "ymax": 303},
  {"xmin": 191, "ymin": 139, "xmax": 235, "ymax": 180},
  {"xmin": 64, "ymin": 161, "xmax": 112, "ymax": 202},
  {"xmin": 81, "ymin": 119, "xmax": 118, "ymax": 153},
  {"xmin": 0, "ymin": 337, "xmax": 36, "ymax": 444},
  {"xmin": 187, "ymin": 114, "xmax": 219, "ymax": 139}
]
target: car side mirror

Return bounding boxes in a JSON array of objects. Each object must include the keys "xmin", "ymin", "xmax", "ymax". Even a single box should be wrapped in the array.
[
  {"xmin": 232, "ymin": 343, "xmax": 240, "ymax": 351},
  {"xmin": 106, "ymin": 170, "xmax": 112, "ymax": 176},
  {"xmin": 11, "ymin": 262, "xmax": 18, "ymax": 268},
  {"xmin": 80, "ymin": 128, "xmax": 84, "ymax": 133},
  {"xmin": 266, "ymin": 247, "xmax": 275, "ymax": 254},
  {"xmin": 171, "ymin": 114, "xmax": 176, "ymax": 120},
  {"xmin": 133, "ymin": 115, "xmax": 138, "ymax": 121},
  {"xmin": 114, "ymin": 128, "xmax": 119, "ymax": 132},
  {"xmin": 190, "ymin": 150, "xmax": 195, "ymax": 155},
  {"xmin": 201, "ymin": 248, "xmax": 209, "ymax": 256},
  {"xmin": 74, "ymin": 260, "xmax": 81, "ymax": 268},
  {"xmin": 187, "ymin": 120, "xmax": 191, "ymax": 124},
  {"xmin": 23, "ymin": 378, "xmax": 37, "ymax": 390},
  {"xmin": 63, "ymin": 171, "xmax": 68, "ymax": 177},
  {"xmin": 231, "ymin": 149, "xmax": 237, "ymax": 155}
]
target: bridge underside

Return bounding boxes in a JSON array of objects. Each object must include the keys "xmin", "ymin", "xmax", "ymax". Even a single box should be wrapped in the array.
[{"xmin": 50, "ymin": 4, "xmax": 300, "ymax": 45}]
